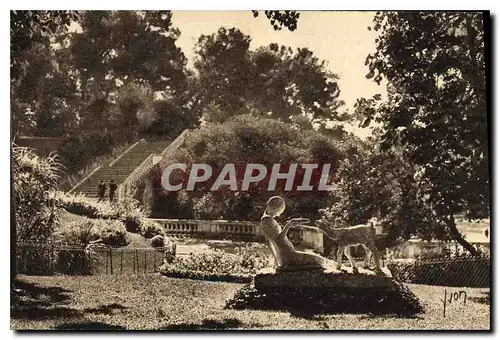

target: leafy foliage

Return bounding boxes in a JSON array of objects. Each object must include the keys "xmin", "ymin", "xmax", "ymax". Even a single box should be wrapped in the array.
[
  {"xmin": 160, "ymin": 248, "xmax": 271, "ymax": 279},
  {"xmin": 53, "ymin": 217, "xmax": 129, "ymax": 274},
  {"xmin": 361, "ymin": 12, "xmax": 488, "ymax": 255},
  {"xmin": 141, "ymin": 220, "xmax": 164, "ymax": 238},
  {"xmin": 10, "ymin": 10, "xmax": 80, "ymax": 82},
  {"xmin": 57, "ymin": 192, "xmax": 145, "ymax": 223},
  {"xmin": 151, "ymin": 115, "xmax": 342, "ymax": 220},
  {"xmin": 57, "ymin": 132, "xmax": 120, "ymax": 173},
  {"xmin": 13, "ymin": 146, "xmax": 62, "ymax": 243},
  {"xmin": 55, "ymin": 217, "xmax": 129, "ymax": 247},
  {"xmin": 56, "ymin": 192, "xmax": 118, "ymax": 219},
  {"xmin": 12, "ymin": 10, "xmax": 196, "ymax": 173},
  {"xmin": 321, "ymin": 138, "xmax": 445, "ymax": 243},
  {"xmin": 226, "ymin": 281, "xmax": 423, "ymax": 317},
  {"xmin": 150, "ymin": 235, "xmax": 165, "ymax": 248},
  {"xmin": 193, "ymin": 28, "xmax": 345, "ymax": 130},
  {"xmin": 251, "ymin": 11, "xmax": 300, "ymax": 31}
]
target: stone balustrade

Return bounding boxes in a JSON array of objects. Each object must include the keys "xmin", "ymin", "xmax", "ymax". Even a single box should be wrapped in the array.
[
  {"xmin": 146, "ymin": 218, "xmax": 261, "ymax": 238},
  {"xmin": 144, "ymin": 218, "xmax": 324, "ymax": 252}
]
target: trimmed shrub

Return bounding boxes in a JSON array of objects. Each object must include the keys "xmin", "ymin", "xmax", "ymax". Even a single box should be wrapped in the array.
[
  {"xmin": 57, "ymin": 192, "xmax": 146, "ymax": 224},
  {"xmin": 56, "ymin": 217, "xmax": 130, "ymax": 248},
  {"xmin": 226, "ymin": 281, "xmax": 424, "ymax": 317},
  {"xmin": 161, "ymin": 268, "xmax": 252, "ymax": 283},
  {"xmin": 53, "ymin": 218, "xmax": 129, "ymax": 274},
  {"xmin": 95, "ymin": 220, "xmax": 130, "ymax": 248},
  {"xmin": 159, "ymin": 249, "xmax": 271, "ymax": 282},
  {"xmin": 387, "ymin": 260, "xmax": 417, "ymax": 283},
  {"xmin": 53, "ymin": 219, "xmax": 101, "ymax": 275},
  {"xmin": 124, "ymin": 217, "xmax": 141, "ymax": 233},
  {"xmin": 56, "ymin": 192, "xmax": 117, "ymax": 219},
  {"xmin": 55, "ymin": 247, "xmax": 98, "ymax": 275},
  {"xmin": 151, "ymin": 235, "xmax": 165, "ymax": 248},
  {"xmin": 117, "ymin": 197, "xmax": 146, "ymax": 233},
  {"xmin": 141, "ymin": 220, "xmax": 164, "ymax": 238}
]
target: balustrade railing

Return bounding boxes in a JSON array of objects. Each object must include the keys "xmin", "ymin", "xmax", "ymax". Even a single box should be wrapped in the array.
[
  {"xmin": 118, "ymin": 129, "xmax": 190, "ymax": 201},
  {"xmin": 145, "ymin": 218, "xmax": 261, "ymax": 239}
]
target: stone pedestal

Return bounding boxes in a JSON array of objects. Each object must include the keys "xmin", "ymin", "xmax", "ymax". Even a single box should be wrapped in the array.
[{"xmin": 254, "ymin": 265, "xmax": 396, "ymax": 292}]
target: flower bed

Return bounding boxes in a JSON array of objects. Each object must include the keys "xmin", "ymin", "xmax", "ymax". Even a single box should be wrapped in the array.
[
  {"xmin": 160, "ymin": 267, "xmax": 252, "ymax": 283},
  {"xmin": 159, "ymin": 249, "xmax": 271, "ymax": 283}
]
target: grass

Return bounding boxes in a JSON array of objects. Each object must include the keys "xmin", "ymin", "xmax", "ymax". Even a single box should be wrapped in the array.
[{"xmin": 11, "ymin": 275, "xmax": 490, "ymax": 330}]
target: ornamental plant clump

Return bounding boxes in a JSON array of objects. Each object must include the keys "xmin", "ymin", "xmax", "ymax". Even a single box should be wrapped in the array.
[
  {"xmin": 57, "ymin": 192, "xmax": 147, "ymax": 223},
  {"xmin": 150, "ymin": 235, "xmax": 165, "ymax": 248},
  {"xmin": 141, "ymin": 220, "xmax": 165, "ymax": 238},
  {"xmin": 13, "ymin": 146, "xmax": 62, "ymax": 275},
  {"xmin": 159, "ymin": 248, "xmax": 272, "ymax": 281},
  {"xmin": 55, "ymin": 217, "xmax": 130, "ymax": 248}
]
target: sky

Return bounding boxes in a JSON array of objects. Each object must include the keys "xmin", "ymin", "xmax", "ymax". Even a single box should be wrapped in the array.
[{"xmin": 171, "ymin": 11, "xmax": 386, "ymax": 111}]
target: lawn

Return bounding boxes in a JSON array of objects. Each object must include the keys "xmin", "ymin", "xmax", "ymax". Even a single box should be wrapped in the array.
[{"xmin": 11, "ymin": 274, "xmax": 490, "ymax": 331}]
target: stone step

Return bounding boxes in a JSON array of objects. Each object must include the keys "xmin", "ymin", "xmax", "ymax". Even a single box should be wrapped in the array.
[{"xmin": 70, "ymin": 138, "xmax": 172, "ymax": 195}]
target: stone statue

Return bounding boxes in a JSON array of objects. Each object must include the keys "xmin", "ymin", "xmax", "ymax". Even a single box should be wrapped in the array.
[
  {"xmin": 315, "ymin": 218, "xmax": 383, "ymax": 275},
  {"xmin": 255, "ymin": 196, "xmax": 393, "ymax": 293},
  {"xmin": 260, "ymin": 196, "xmax": 329, "ymax": 271}
]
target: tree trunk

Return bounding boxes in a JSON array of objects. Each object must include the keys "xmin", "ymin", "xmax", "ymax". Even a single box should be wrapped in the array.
[
  {"xmin": 446, "ymin": 214, "xmax": 481, "ymax": 256},
  {"xmin": 11, "ymin": 146, "xmax": 17, "ymax": 285}
]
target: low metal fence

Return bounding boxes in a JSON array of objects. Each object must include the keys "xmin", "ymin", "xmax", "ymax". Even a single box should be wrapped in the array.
[
  {"xmin": 388, "ymin": 255, "xmax": 490, "ymax": 288},
  {"xmin": 15, "ymin": 242, "xmax": 174, "ymax": 276}
]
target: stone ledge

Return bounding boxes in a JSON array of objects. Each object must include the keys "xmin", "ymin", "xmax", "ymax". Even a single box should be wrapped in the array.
[{"xmin": 254, "ymin": 266, "xmax": 396, "ymax": 291}]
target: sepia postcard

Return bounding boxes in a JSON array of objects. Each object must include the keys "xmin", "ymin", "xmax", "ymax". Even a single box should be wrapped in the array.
[{"xmin": 10, "ymin": 9, "xmax": 491, "ymax": 331}]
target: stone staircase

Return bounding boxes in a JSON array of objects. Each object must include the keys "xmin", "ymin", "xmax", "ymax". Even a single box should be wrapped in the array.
[{"xmin": 69, "ymin": 139, "xmax": 172, "ymax": 197}]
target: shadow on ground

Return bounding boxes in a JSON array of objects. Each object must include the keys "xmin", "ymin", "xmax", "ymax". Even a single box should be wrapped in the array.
[
  {"xmin": 469, "ymin": 291, "xmax": 490, "ymax": 305},
  {"xmin": 55, "ymin": 322, "xmax": 126, "ymax": 330},
  {"xmin": 13, "ymin": 279, "xmax": 72, "ymax": 304},
  {"xmin": 11, "ymin": 278, "xmax": 79, "ymax": 321},
  {"xmin": 11, "ymin": 278, "xmax": 127, "ymax": 323},
  {"xmin": 160, "ymin": 318, "xmax": 262, "ymax": 330},
  {"xmin": 83, "ymin": 303, "xmax": 128, "ymax": 314},
  {"xmin": 226, "ymin": 282, "xmax": 424, "ymax": 319}
]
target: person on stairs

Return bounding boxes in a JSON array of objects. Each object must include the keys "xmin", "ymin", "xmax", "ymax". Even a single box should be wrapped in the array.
[
  {"xmin": 97, "ymin": 180, "xmax": 107, "ymax": 202},
  {"xmin": 109, "ymin": 179, "xmax": 118, "ymax": 203}
]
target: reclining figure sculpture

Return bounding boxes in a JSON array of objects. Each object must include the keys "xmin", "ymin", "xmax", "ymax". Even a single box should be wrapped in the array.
[
  {"xmin": 260, "ymin": 196, "xmax": 329, "ymax": 271},
  {"xmin": 260, "ymin": 196, "xmax": 384, "ymax": 275}
]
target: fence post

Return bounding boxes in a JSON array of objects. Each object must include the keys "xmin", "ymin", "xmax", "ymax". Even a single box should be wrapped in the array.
[
  {"xmin": 105, "ymin": 250, "xmax": 109, "ymax": 275},
  {"xmin": 153, "ymin": 251, "xmax": 156, "ymax": 272},
  {"xmin": 144, "ymin": 251, "xmax": 147, "ymax": 274},
  {"xmin": 51, "ymin": 244, "xmax": 55, "ymax": 275},
  {"xmin": 120, "ymin": 250, "xmax": 124, "ymax": 275},
  {"xmin": 109, "ymin": 248, "xmax": 113, "ymax": 275},
  {"xmin": 22, "ymin": 245, "xmax": 27, "ymax": 274},
  {"xmin": 133, "ymin": 250, "xmax": 136, "ymax": 274},
  {"xmin": 135, "ymin": 249, "xmax": 139, "ymax": 275}
]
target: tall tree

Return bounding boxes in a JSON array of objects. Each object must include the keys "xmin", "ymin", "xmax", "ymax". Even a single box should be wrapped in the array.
[
  {"xmin": 194, "ymin": 28, "xmax": 345, "ymax": 128},
  {"xmin": 11, "ymin": 11, "xmax": 81, "ymax": 137},
  {"xmin": 249, "ymin": 44, "xmax": 343, "ymax": 125},
  {"xmin": 149, "ymin": 114, "xmax": 342, "ymax": 220},
  {"xmin": 324, "ymin": 135, "xmax": 445, "ymax": 243},
  {"xmin": 67, "ymin": 11, "xmax": 192, "ymax": 139},
  {"xmin": 10, "ymin": 10, "xmax": 80, "ymax": 83},
  {"xmin": 70, "ymin": 11, "xmax": 188, "ymax": 94},
  {"xmin": 251, "ymin": 10, "xmax": 300, "ymax": 31},
  {"xmin": 361, "ymin": 12, "xmax": 488, "ymax": 255}
]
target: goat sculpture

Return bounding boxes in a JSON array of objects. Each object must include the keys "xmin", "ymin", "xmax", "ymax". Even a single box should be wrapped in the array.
[{"xmin": 314, "ymin": 218, "xmax": 383, "ymax": 275}]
